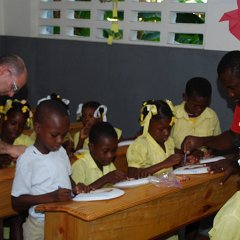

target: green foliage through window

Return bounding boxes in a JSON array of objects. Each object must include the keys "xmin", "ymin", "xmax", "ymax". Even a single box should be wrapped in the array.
[
  {"xmin": 74, "ymin": 27, "xmax": 90, "ymax": 37},
  {"xmin": 74, "ymin": 11, "xmax": 91, "ymax": 19},
  {"xmin": 102, "ymin": 29, "xmax": 123, "ymax": 40},
  {"xmin": 174, "ymin": 33, "xmax": 203, "ymax": 45},
  {"xmin": 137, "ymin": 31, "xmax": 160, "ymax": 42},
  {"xmin": 138, "ymin": 12, "xmax": 161, "ymax": 22}
]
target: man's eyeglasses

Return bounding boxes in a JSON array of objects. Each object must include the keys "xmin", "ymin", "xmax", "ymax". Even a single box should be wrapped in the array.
[
  {"xmin": 12, "ymin": 78, "xmax": 19, "ymax": 93},
  {"xmin": 8, "ymin": 69, "xmax": 19, "ymax": 93}
]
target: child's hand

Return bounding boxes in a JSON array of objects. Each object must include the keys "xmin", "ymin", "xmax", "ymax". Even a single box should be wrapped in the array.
[
  {"xmin": 128, "ymin": 168, "xmax": 150, "ymax": 179},
  {"xmin": 80, "ymin": 126, "xmax": 90, "ymax": 140},
  {"xmin": 74, "ymin": 183, "xmax": 93, "ymax": 194},
  {"xmin": 80, "ymin": 118, "xmax": 97, "ymax": 140},
  {"xmin": 203, "ymin": 149, "xmax": 214, "ymax": 159},
  {"xmin": 104, "ymin": 170, "xmax": 127, "ymax": 184},
  {"xmin": 163, "ymin": 153, "xmax": 183, "ymax": 168},
  {"xmin": 53, "ymin": 188, "xmax": 72, "ymax": 202},
  {"xmin": 185, "ymin": 150, "xmax": 204, "ymax": 165},
  {"xmin": 186, "ymin": 154, "xmax": 199, "ymax": 165}
]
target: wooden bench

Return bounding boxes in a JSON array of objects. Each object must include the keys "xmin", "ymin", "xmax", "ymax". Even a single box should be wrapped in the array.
[{"xmin": 114, "ymin": 145, "xmax": 129, "ymax": 174}]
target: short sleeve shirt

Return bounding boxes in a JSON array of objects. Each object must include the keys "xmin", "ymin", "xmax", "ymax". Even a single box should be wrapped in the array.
[
  {"xmin": 209, "ymin": 191, "xmax": 240, "ymax": 240},
  {"xmin": 71, "ymin": 151, "xmax": 116, "ymax": 185},
  {"xmin": 231, "ymin": 104, "xmax": 240, "ymax": 134},
  {"xmin": 126, "ymin": 133, "xmax": 175, "ymax": 174}
]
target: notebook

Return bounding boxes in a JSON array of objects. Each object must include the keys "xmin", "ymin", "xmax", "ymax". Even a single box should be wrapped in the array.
[
  {"xmin": 73, "ymin": 188, "xmax": 124, "ymax": 201},
  {"xmin": 199, "ymin": 156, "xmax": 225, "ymax": 164},
  {"xmin": 113, "ymin": 177, "xmax": 150, "ymax": 188},
  {"xmin": 173, "ymin": 164, "xmax": 209, "ymax": 175}
]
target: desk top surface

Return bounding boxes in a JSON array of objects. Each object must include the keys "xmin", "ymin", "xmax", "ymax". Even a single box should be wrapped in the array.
[
  {"xmin": 37, "ymin": 172, "xmax": 234, "ymax": 221},
  {"xmin": 0, "ymin": 166, "xmax": 15, "ymax": 182}
]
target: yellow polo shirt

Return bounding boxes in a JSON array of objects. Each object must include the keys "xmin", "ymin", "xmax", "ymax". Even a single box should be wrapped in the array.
[
  {"xmin": 171, "ymin": 102, "xmax": 221, "ymax": 149},
  {"xmin": 126, "ymin": 133, "xmax": 175, "ymax": 174},
  {"xmin": 74, "ymin": 127, "xmax": 122, "ymax": 150},
  {"xmin": 13, "ymin": 134, "xmax": 34, "ymax": 146},
  {"xmin": 71, "ymin": 151, "xmax": 116, "ymax": 185},
  {"xmin": 209, "ymin": 191, "xmax": 240, "ymax": 240}
]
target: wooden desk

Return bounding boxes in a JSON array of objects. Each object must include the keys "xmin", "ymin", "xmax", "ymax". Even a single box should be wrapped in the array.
[
  {"xmin": 0, "ymin": 167, "xmax": 16, "ymax": 218},
  {"xmin": 0, "ymin": 167, "xmax": 17, "ymax": 240},
  {"xmin": 37, "ymin": 173, "xmax": 240, "ymax": 240}
]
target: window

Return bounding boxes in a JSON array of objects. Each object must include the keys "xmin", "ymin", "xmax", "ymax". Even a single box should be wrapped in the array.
[{"xmin": 39, "ymin": 0, "xmax": 209, "ymax": 48}]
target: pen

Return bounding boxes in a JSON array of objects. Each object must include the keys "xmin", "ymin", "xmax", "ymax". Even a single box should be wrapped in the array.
[{"xmin": 183, "ymin": 153, "xmax": 187, "ymax": 165}]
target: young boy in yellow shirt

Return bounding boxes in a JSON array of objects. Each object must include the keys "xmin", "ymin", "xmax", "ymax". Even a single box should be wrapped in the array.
[
  {"xmin": 171, "ymin": 77, "xmax": 221, "ymax": 156},
  {"xmin": 71, "ymin": 122, "xmax": 126, "ymax": 189}
]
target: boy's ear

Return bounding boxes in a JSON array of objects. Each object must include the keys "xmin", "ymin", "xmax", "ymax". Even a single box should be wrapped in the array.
[{"xmin": 88, "ymin": 142, "xmax": 94, "ymax": 152}]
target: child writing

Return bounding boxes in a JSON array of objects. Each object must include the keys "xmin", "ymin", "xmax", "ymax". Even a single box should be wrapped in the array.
[
  {"xmin": 127, "ymin": 99, "xmax": 183, "ymax": 179},
  {"xmin": 74, "ymin": 101, "xmax": 122, "ymax": 151},
  {"xmin": 170, "ymin": 77, "xmax": 221, "ymax": 160},
  {"xmin": 35, "ymin": 93, "xmax": 75, "ymax": 158},
  {"xmin": 71, "ymin": 121, "xmax": 127, "ymax": 189},
  {"xmin": 11, "ymin": 99, "xmax": 89, "ymax": 240},
  {"xmin": 0, "ymin": 99, "xmax": 33, "ymax": 167}
]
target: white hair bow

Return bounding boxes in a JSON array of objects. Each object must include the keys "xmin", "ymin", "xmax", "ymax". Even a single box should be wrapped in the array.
[
  {"xmin": 37, "ymin": 95, "xmax": 70, "ymax": 106},
  {"xmin": 76, "ymin": 103, "xmax": 83, "ymax": 121},
  {"xmin": 93, "ymin": 105, "xmax": 108, "ymax": 122}
]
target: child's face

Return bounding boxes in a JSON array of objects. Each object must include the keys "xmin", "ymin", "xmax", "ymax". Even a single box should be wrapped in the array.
[
  {"xmin": 184, "ymin": 94, "xmax": 210, "ymax": 117},
  {"xmin": 2, "ymin": 112, "xmax": 26, "ymax": 143},
  {"xmin": 89, "ymin": 136, "xmax": 118, "ymax": 167},
  {"xmin": 148, "ymin": 118, "xmax": 171, "ymax": 144},
  {"xmin": 82, "ymin": 107, "xmax": 96, "ymax": 126},
  {"xmin": 35, "ymin": 114, "xmax": 70, "ymax": 154}
]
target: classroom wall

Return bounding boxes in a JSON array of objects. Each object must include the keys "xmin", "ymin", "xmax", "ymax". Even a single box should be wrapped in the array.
[{"xmin": 3, "ymin": 36, "xmax": 233, "ymax": 138}]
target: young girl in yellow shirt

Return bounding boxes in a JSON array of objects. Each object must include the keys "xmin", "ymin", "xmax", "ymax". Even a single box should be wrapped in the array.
[{"xmin": 127, "ymin": 99, "xmax": 183, "ymax": 179}]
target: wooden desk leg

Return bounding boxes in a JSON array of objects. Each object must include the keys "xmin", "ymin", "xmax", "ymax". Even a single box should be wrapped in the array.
[{"xmin": 0, "ymin": 218, "xmax": 3, "ymax": 240}]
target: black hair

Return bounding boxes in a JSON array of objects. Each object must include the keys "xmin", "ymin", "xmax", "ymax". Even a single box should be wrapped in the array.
[
  {"xmin": 7, "ymin": 101, "xmax": 30, "ymax": 120},
  {"xmin": 82, "ymin": 101, "xmax": 101, "ymax": 111},
  {"xmin": 89, "ymin": 122, "xmax": 117, "ymax": 144},
  {"xmin": 217, "ymin": 51, "xmax": 240, "ymax": 79},
  {"xmin": 0, "ymin": 54, "xmax": 26, "ymax": 76},
  {"xmin": 185, "ymin": 77, "xmax": 212, "ymax": 98},
  {"xmin": 34, "ymin": 99, "xmax": 69, "ymax": 124},
  {"xmin": 141, "ymin": 100, "xmax": 173, "ymax": 122},
  {"xmin": 50, "ymin": 92, "xmax": 69, "ymax": 109}
]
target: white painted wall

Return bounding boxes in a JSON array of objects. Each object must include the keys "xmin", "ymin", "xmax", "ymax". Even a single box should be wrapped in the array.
[
  {"xmin": 205, "ymin": 0, "xmax": 240, "ymax": 50},
  {"xmin": 1, "ymin": 0, "xmax": 240, "ymax": 51},
  {"xmin": 3, "ymin": 0, "xmax": 38, "ymax": 37},
  {"xmin": 0, "ymin": 0, "xmax": 4, "ymax": 35}
]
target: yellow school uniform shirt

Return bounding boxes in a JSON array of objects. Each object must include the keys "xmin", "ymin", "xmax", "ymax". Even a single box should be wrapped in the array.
[
  {"xmin": 71, "ymin": 151, "xmax": 116, "ymax": 185},
  {"xmin": 13, "ymin": 134, "xmax": 34, "ymax": 146},
  {"xmin": 126, "ymin": 133, "xmax": 175, "ymax": 174},
  {"xmin": 73, "ymin": 127, "xmax": 122, "ymax": 150},
  {"xmin": 209, "ymin": 191, "xmax": 240, "ymax": 240},
  {"xmin": 171, "ymin": 102, "xmax": 221, "ymax": 149}
]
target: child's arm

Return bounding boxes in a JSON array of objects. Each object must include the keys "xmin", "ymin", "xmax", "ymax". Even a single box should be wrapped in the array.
[
  {"xmin": 88, "ymin": 170, "xmax": 127, "ymax": 189},
  {"xmin": 128, "ymin": 153, "xmax": 183, "ymax": 178},
  {"xmin": 70, "ymin": 177, "xmax": 93, "ymax": 194},
  {"xmin": 11, "ymin": 188, "xmax": 72, "ymax": 213}
]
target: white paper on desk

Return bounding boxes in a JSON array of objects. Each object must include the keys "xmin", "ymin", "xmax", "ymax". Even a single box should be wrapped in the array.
[
  {"xmin": 73, "ymin": 188, "xmax": 124, "ymax": 201},
  {"xmin": 173, "ymin": 165, "xmax": 209, "ymax": 175},
  {"xmin": 113, "ymin": 177, "xmax": 150, "ymax": 188},
  {"xmin": 199, "ymin": 156, "xmax": 226, "ymax": 164}
]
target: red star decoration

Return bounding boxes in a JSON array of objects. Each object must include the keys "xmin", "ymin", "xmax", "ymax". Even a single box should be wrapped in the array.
[{"xmin": 219, "ymin": 0, "xmax": 240, "ymax": 40}]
